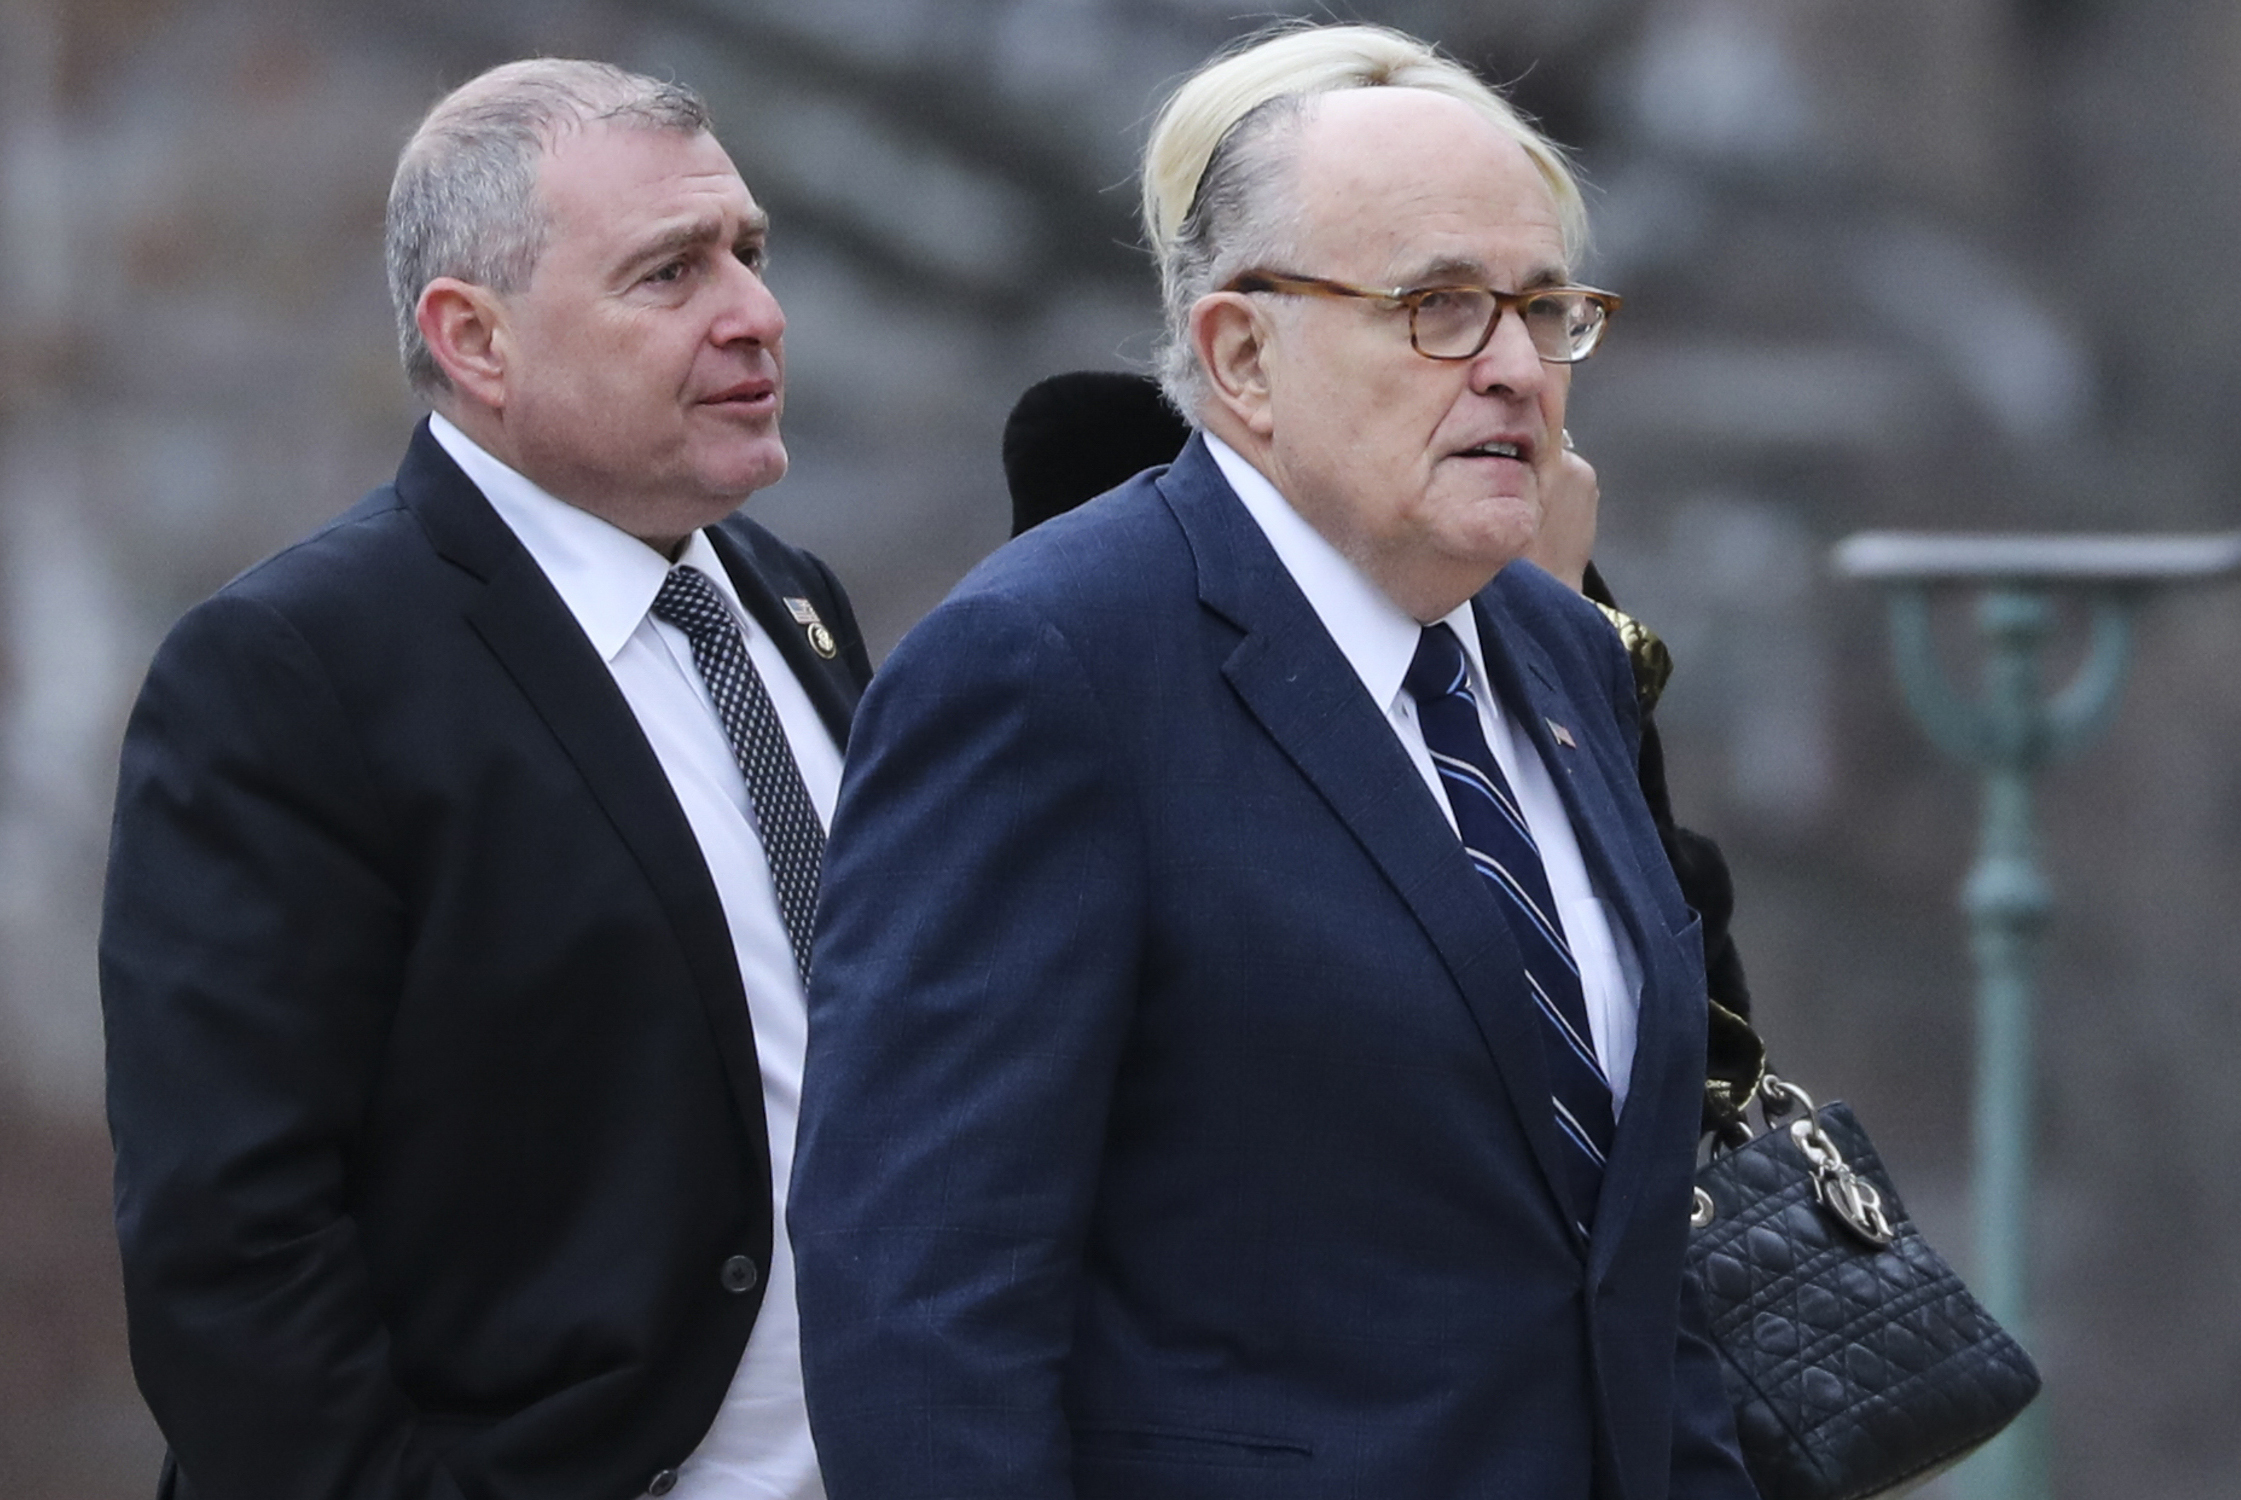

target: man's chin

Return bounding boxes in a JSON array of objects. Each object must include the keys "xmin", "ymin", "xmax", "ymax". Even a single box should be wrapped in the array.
[
  {"xmin": 1451, "ymin": 490, "xmax": 1539, "ymax": 544},
  {"xmin": 700, "ymin": 444, "xmax": 789, "ymax": 501},
  {"xmin": 1441, "ymin": 510, "xmax": 1539, "ymax": 580}
]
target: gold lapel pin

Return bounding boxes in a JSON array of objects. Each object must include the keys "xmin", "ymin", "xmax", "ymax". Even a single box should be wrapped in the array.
[{"xmin": 784, "ymin": 597, "xmax": 838, "ymax": 660}]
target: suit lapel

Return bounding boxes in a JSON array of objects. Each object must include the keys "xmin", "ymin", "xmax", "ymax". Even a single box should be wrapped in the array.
[
  {"xmin": 707, "ymin": 525, "xmax": 858, "ymax": 751},
  {"xmin": 1160, "ymin": 441, "xmax": 1581, "ymax": 1235},
  {"xmin": 395, "ymin": 424, "xmax": 774, "ymax": 1166},
  {"xmin": 1472, "ymin": 585, "xmax": 1685, "ymax": 1261}
]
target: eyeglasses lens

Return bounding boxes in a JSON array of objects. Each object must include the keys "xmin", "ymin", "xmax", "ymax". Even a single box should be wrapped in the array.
[
  {"xmin": 1413, "ymin": 290, "xmax": 1605, "ymax": 361},
  {"xmin": 1410, "ymin": 289, "xmax": 1494, "ymax": 358},
  {"xmin": 1538, "ymin": 295, "xmax": 1607, "ymax": 360}
]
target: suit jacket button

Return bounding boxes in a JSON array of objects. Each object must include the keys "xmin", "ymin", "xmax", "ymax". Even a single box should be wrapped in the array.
[
  {"xmin": 648, "ymin": 1469, "xmax": 679, "ymax": 1496},
  {"xmin": 720, "ymin": 1255, "xmax": 760, "ymax": 1293}
]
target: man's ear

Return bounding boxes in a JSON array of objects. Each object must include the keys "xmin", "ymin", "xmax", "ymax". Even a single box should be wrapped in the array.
[
  {"xmin": 1190, "ymin": 293, "xmax": 1276, "ymax": 438},
  {"xmin": 416, "ymin": 277, "xmax": 511, "ymax": 411}
]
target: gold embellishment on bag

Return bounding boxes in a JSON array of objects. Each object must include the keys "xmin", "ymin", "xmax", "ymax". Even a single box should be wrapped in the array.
[
  {"xmin": 1703, "ymin": 998, "xmax": 1769, "ymax": 1127},
  {"xmin": 1591, "ymin": 602, "xmax": 1674, "ymax": 714}
]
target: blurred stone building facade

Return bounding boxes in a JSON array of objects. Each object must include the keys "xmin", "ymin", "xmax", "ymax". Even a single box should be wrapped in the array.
[{"xmin": 1, "ymin": 0, "xmax": 2234, "ymax": 1494}]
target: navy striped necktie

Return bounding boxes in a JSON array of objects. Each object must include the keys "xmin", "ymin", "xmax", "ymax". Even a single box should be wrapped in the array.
[
  {"xmin": 1404, "ymin": 622, "xmax": 1613, "ymax": 1234},
  {"xmin": 653, "ymin": 565, "xmax": 825, "ymax": 983}
]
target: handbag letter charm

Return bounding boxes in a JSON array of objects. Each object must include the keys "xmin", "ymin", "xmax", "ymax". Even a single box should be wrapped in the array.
[{"xmin": 1789, "ymin": 1114, "xmax": 1896, "ymax": 1248}]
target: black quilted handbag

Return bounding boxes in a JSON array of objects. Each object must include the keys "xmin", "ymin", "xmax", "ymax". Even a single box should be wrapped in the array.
[{"xmin": 1688, "ymin": 1075, "xmax": 2042, "ymax": 1500}]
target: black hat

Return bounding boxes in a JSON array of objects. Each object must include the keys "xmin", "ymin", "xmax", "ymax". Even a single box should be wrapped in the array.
[{"xmin": 1002, "ymin": 371, "xmax": 1194, "ymax": 538}]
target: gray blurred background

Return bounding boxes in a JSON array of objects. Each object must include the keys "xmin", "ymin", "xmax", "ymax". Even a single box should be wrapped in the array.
[{"xmin": 2, "ymin": 0, "xmax": 2236, "ymax": 1495}]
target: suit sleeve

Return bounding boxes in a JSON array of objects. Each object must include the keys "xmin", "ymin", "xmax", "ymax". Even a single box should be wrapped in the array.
[
  {"xmin": 1563, "ymin": 581, "xmax": 1759, "ymax": 1495},
  {"xmin": 99, "ymin": 594, "xmax": 466, "ymax": 1500},
  {"xmin": 1669, "ymin": 1267, "xmax": 1762, "ymax": 1498},
  {"xmin": 791, "ymin": 590, "xmax": 1140, "ymax": 1500},
  {"xmin": 1597, "ymin": 632, "xmax": 1758, "ymax": 1499}
]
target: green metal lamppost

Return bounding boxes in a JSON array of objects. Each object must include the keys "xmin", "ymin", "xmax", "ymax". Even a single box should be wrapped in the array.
[{"xmin": 1831, "ymin": 531, "xmax": 2241, "ymax": 1500}]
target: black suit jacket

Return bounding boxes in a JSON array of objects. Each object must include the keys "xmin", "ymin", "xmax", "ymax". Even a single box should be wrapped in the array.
[{"xmin": 99, "ymin": 421, "xmax": 870, "ymax": 1500}]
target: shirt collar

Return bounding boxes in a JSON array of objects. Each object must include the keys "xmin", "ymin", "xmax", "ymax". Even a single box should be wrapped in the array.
[
  {"xmin": 1203, "ymin": 431, "xmax": 1487, "ymax": 712},
  {"xmin": 427, "ymin": 412, "xmax": 746, "ymax": 661}
]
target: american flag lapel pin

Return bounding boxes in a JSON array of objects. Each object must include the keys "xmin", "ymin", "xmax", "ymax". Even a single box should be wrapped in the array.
[
  {"xmin": 1547, "ymin": 718, "xmax": 1577, "ymax": 749},
  {"xmin": 783, "ymin": 597, "xmax": 838, "ymax": 659}
]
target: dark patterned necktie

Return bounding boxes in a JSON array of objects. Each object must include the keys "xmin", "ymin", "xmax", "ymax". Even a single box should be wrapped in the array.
[
  {"xmin": 1404, "ymin": 622, "xmax": 1613, "ymax": 1234},
  {"xmin": 652, "ymin": 565, "xmax": 824, "ymax": 982}
]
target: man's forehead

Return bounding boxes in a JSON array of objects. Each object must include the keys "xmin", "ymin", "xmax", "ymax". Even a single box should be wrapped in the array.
[
  {"xmin": 1294, "ymin": 88, "xmax": 1508, "ymax": 168},
  {"xmin": 1289, "ymin": 91, "xmax": 1563, "ymax": 276},
  {"xmin": 1385, "ymin": 246, "xmax": 1568, "ymax": 288},
  {"xmin": 1293, "ymin": 94, "xmax": 1546, "ymax": 196},
  {"xmin": 538, "ymin": 121, "xmax": 751, "ymax": 206}
]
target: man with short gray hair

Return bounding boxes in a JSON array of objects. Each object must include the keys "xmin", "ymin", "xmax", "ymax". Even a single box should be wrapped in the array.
[
  {"xmin": 793, "ymin": 23, "xmax": 1757, "ymax": 1499},
  {"xmin": 102, "ymin": 58, "xmax": 864, "ymax": 1500}
]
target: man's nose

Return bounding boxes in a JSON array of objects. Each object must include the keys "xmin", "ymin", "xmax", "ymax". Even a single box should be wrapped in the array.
[
  {"xmin": 1465, "ymin": 304, "xmax": 1547, "ymax": 397},
  {"xmin": 713, "ymin": 257, "xmax": 786, "ymax": 347}
]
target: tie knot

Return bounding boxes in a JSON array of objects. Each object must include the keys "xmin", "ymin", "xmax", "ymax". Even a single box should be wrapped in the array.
[
  {"xmin": 1404, "ymin": 623, "xmax": 1470, "ymax": 705},
  {"xmin": 652, "ymin": 565, "xmax": 730, "ymax": 643}
]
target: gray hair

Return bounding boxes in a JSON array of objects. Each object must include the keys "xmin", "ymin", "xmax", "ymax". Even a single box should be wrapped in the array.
[
  {"xmin": 1147, "ymin": 95, "xmax": 1311, "ymax": 421},
  {"xmin": 1141, "ymin": 23, "xmax": 1589, "ymax": 421},
  {"xmin": 385, "ymin": 59, "xmax": 711, "ymax": 398}
]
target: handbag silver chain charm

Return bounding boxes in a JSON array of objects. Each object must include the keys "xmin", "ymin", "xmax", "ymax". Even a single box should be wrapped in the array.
[{"xmin": 1763, "ymin": 1075, "xmax": 1898, "ymax": 1248}]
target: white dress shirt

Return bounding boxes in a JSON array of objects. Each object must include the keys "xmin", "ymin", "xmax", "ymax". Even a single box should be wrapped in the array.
[
  {"xmin": 431, "ymin": 413, "xmax": 832, "ymax": 1500},
  {"xmin": 1204, "ymin": 433, "xmax": 1641, "ymax": 1112}
]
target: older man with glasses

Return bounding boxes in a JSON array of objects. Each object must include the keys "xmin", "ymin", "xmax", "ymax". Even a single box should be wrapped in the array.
[{"xmin": 791, "ymin": 22, "xmax": 1758, "ymax": 1500}]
